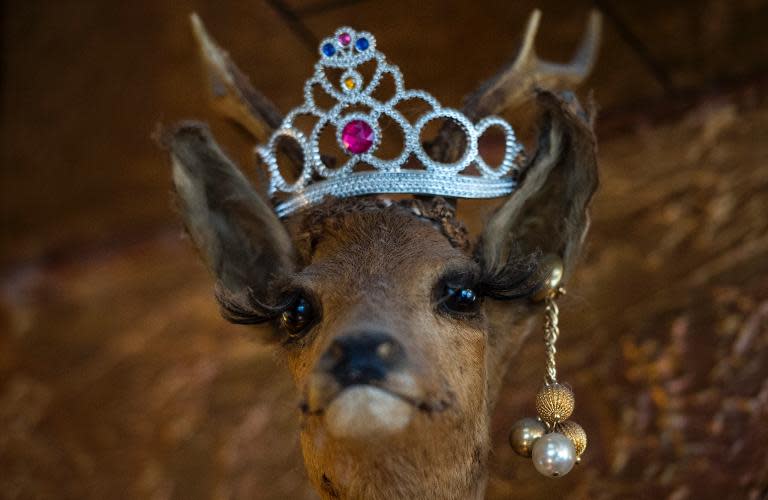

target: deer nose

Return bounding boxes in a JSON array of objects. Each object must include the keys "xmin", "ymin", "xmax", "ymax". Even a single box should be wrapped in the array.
[{"xmin": 322, "ymin": 332, "xmax": 405, "ymax": 387}]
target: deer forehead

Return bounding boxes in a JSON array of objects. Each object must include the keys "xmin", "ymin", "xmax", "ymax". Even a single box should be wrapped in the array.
[{"xmin": 294, "ymin": 209, "xmax": 470, "ymax": 291}]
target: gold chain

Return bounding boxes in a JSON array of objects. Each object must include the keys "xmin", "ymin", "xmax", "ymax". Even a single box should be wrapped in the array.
[{"xmin": 543, "ymin": 287, "xmax": 565, "ymax": 385}]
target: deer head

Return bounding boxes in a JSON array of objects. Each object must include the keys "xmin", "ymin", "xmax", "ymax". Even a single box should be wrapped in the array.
[{"xmin": 163, "ymin": 11, "xmax": 600, "ymax": 500}]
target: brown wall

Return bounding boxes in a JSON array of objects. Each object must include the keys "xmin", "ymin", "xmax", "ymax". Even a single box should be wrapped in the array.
[{"xmin": 2, "ymin": 1, "xmax": 767, "ymax": 498}]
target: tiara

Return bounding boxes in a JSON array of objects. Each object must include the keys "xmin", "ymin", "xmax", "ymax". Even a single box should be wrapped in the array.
[{"xmin": 257, "ymin": 27, "xmax": 523, "ymax": 218}]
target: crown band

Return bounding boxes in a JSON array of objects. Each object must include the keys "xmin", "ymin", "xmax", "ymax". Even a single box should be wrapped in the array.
[
  {"xmin": 274, "ymin": 172, "xmax": 517, "ymax": 218},
  {"xmin": 258, "ymin": 27, "xmax": 523, "ymax": 218}
]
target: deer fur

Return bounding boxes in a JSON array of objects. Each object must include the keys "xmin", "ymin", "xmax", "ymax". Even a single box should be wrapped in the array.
[{"xmin": 162, "ymin": 11, "xmax": 601, "ymax": 500}]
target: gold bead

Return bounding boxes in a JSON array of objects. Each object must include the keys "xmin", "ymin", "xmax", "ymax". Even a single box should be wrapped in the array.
[
  {"xmin": 557, "ymin": 420, "xmax": 587, "ymax": 456},
  {"xmin": 508, "ymin": 417, "xmax": 546, "ymax": 457},
  {"xmin": 344, "ymin": 78, "xmax": 356, "ymax": 90},
  {"xmin": 535, "ymin": 383, "xmax": 575, "ymax": 425},
  {"xmin": 530, "ymin": 254, "xmax": 564, "ymax": 302}
]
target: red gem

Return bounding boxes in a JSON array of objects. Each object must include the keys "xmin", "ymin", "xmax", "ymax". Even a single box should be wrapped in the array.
[
  {"xmin": 339, "ymin": 33, "xmax": 352, "ymax": 46},
  {"xmin": 341, "ymin": 120, "xmax": 375, "ymax": 154}
]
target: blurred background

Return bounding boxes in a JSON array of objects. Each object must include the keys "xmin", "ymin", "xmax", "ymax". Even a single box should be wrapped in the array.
[{"xmin": 1, "ymin": 1, "xmax": 767, "ymax": 498}]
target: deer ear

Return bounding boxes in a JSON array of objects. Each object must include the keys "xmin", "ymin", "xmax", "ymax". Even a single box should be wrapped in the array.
[
  {"xmin": 479, "ymin": 90, "xmax": 598, "ymax": 283},
  {"xmin": 165, "ymin": 122, "xmax": 295, "ymax": 296}
]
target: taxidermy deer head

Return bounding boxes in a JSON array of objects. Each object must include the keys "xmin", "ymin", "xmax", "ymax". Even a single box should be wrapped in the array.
[{"xmin": 163, "ymin": 10, "xmax": 600, "ymax": 500}]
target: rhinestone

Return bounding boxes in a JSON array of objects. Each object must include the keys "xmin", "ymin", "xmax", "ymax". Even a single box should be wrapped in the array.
[
  {"xmin": 341, "ymin": 120, "xmax": 375, "ymax": 154},
  {"xmin": 322, "ymin": 43, "xmax": 335, "ymax": 56}
]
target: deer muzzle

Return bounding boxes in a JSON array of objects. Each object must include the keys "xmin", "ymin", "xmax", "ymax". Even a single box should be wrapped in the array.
[{"xmin": 303, "ymin": 330, "xmax": 426, "ymax": 439}]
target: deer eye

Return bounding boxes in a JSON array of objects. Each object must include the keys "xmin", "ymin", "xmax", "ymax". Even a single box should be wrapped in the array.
[
  {"xmin": 441, "ymin": 286, "xmax": 480, "ymax": 315},
  {"xmin": 280, "ymin": 296, "xmax": 314, "ymax": 336}
]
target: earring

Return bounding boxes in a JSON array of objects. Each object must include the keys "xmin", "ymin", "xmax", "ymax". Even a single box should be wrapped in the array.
[{"xmin": 508, "ymin": 254, "xmax": 587, "ymax": 478}]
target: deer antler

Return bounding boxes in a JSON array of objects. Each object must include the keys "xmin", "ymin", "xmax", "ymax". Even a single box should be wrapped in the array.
[
  {"xmin": 429, "ymin": 9, "xmax": 602, "ymax": 166},
  {"xmin": 190, "ymin": 13, "xmax": 283, "ymax": 141},
  {"xmin": 463, "ymin": 9, "xmax": 602, "ymax": 120},
  {"xmin": 190, "ymin": 13, "xmax": 306, "ymax": 174}
]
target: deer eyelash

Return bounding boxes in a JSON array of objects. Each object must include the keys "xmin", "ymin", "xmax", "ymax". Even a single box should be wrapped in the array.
[
  {"xmin": 215, "ymin": 285, "xmax": 297, "ymax": 325},
  {"xmin": 477, "ymin": 250, "xmax": 542, "ymax": 300}
]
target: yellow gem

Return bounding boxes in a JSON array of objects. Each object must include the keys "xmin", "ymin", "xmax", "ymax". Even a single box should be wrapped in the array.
[{"xmin": 344, "ymin": 78, "xmax": 356, "ymax": 90}]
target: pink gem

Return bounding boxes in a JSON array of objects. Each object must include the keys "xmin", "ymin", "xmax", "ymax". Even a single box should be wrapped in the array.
[
  {"xmin": 341, "ymin": 120, "xmax": 375, "ymax": 154},
  {"xmin": 339, "ymin": 33, "xmax": 352, "ymax": 46}
]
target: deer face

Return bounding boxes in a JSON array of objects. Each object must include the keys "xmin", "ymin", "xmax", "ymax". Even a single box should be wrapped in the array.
[
  {"xmin": 289, "ymin": 207, "xmax": 483, "ymax": 431},
  {"xmin": 167, "ymin": 11, "xmax": 600, "ymax": 500},
  {"xmin": 285, "ymin": 206, "xmax": 493, "ymax": 496}
]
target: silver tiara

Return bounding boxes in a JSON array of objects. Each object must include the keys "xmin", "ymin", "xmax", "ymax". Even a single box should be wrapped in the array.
[{"xmin": 258, "ymin": 27, "xmax": 523, "ymax": 218}]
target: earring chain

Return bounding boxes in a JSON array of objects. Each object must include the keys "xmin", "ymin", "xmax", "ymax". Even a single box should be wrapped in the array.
[{"xmin": 543, "ymin": 287, "xmax": 565, "ymax": 385}]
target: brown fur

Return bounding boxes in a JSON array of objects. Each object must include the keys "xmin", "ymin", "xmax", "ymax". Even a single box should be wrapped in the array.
[{"xmin": 290, "ymin": 196, "xmax": 470, "ymax": 263}]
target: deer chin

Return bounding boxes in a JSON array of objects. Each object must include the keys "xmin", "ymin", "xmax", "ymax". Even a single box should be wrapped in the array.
[{"xmin": 324, "ymin": 385, "xmax": 414, "ymax": 439}]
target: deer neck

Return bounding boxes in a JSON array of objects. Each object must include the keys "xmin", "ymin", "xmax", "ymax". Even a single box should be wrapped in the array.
[{"xmin": 300, "ymin": 405, "xmax": 491, "ymax": 500}]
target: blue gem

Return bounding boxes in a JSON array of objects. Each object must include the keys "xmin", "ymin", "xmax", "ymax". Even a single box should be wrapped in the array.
[
  {"xmin": 355, "ymin": 37, "xmax": 369, "ymax": 51},
  {"xmin": 322, "ymin": 43, "xmax": 336, "ymax": 56}
]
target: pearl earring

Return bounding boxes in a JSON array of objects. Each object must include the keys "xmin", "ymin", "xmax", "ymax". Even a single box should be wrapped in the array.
[{"xmin": 509, "ymin": 254, "xmax": 587, "ymax": 478}]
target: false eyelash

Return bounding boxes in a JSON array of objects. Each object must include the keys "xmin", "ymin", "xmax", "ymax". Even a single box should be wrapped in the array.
[
  {"xmin": 477, "ymin": 250, "xmax": 543, "ymax": 300},
  {"xmin": 215, "ymin": 285, "xmax": 296, "ymax": 325}
]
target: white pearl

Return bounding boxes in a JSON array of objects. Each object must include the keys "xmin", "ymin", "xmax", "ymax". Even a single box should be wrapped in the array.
[{"xmin": 531, "ymin": 432, "xmax": 576, "ymax": 477}]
